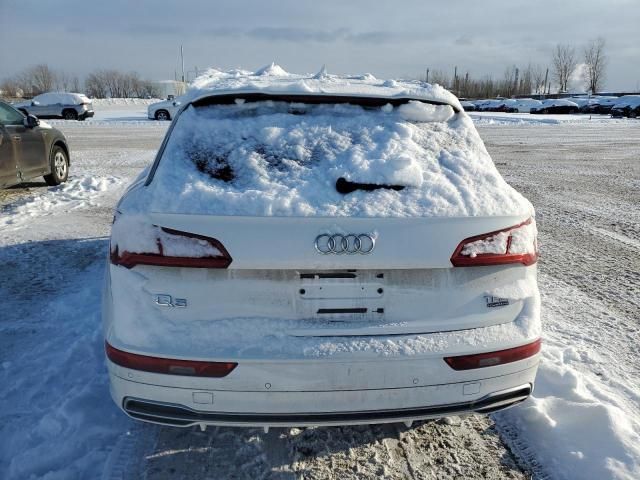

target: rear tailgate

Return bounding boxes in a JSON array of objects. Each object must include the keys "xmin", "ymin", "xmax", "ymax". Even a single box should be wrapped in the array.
[
  {"xmin": 148, "ymin": 213, "xmax": 528, "ymax": 269},
  {"xmin": 108, "ymin": 212, "xmax": 536, "ymax": 342}
]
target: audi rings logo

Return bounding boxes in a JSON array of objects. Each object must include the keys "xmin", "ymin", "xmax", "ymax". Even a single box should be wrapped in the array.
[{"xmin": 314, "ymin": 233, "xmax": 376, "ymax": 255}]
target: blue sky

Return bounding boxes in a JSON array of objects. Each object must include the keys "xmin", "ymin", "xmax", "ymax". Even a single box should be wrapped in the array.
[{"xmin": 1, "ymin": 0, "xmax": 638, "ymax": 90}]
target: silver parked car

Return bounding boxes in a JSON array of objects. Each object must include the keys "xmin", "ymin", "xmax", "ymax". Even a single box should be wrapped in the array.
[{"xmin": 14, "ymin": 92, "xmax": 94, "ymax": 121}]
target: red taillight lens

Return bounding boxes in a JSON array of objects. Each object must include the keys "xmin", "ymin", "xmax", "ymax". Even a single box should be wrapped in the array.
[
  {"xmin": 110, "ymin": 226, "xmax": 232, "ymax": 269},
  {"xmin": 105, "ymin": 342, "xmax": 237, "ymax": 377},
  {"xmin": 444, "ymin": 339, "xmax": 541, "ymax": 370},
  {"xmin": 450, "ymin": 218, "xmax": 538, "ymax": 267}
]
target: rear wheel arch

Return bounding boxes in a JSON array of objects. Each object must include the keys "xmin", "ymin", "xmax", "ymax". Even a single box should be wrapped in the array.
[
  {"xmin": 62, "ymin": 109, "xmax": 78, "ymax": 120},
  {"xmin": 155, "ymin": 109, "xmax": 171, "ymax": 121}
]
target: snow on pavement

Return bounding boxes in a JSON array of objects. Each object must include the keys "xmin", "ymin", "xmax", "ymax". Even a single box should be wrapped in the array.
[
  {"xmin": 1, "ymin": 107, "xmax": 639, "ymax": 479},
  {"xmin": 469, "ymin": 110, "xmax": 630, "ymax": 126},
  {"xmin": 0, "ymin": 124, "xmax": 166, "ymax": 479},
  {"xmin": 481, "ymin": 122, "xmax": 640, "ymax": 480}
]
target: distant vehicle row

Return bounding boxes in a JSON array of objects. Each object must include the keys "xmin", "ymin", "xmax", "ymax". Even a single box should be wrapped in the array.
[{"xmin": 460, "ymin": 95, "xmax": 640, "ymax": 117}]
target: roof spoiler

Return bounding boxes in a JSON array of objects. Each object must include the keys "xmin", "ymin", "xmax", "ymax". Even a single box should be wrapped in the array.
[{"xmin": 191, "ymin": 92, "xmax": 461, "ymax": 113}]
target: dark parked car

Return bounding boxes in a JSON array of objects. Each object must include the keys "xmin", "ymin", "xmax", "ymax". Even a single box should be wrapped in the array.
[
  {"xmin": 611, "ymin": 104, "xmax": 640, "ymax": 118},
  {"xmin": 530, "ymin": 99, "xmax": 579, "ymax": 114},
  {"xmin": 610, "ymin": 96, "xmax": 640, "ymax": 118},
  {"xmin": 460, "ymin": 101, "xmax": 477, "ymax": 112},
  {"xmin": 13, "ymin": 92, "xmax": 94, "ymax": 121},
  {"xmin": 0, "ymin": 101, "xmax": 70, "ymax": 188},
  {"xmin": 579, "ymin": 100, "xmax": 617, "ymax": 115}
]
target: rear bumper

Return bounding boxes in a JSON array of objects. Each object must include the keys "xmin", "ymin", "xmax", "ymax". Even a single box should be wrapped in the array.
[
  {"xmin": 123, "ymin": 383, "xmax": 532, "ymax": 427},
  {"xmin": 109, "ymin": 361, "xmax": 538, "ymax": 427}
]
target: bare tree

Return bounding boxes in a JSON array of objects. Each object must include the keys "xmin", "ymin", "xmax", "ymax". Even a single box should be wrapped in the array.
[
  {"xmin": 552, "ymin": 44, "xmax": 577, "ymax": 92},
  {"xmin": 0, "ymin": 76, "xmax": 22, "ymax": 98},
  {"xmin": 28, "ymin": 64, "xmax": 56, "ymax": 94},
  {"xmin": 84, "ymin": 69, "xmax": 156, "ymax": 98},
  {"xmin": 584, "ymin": 37, "xmax": 607, "ymax": 94},
  {"xmin": 518, "ymin": 64, "xmax": 533, "ymax": 95},
  {"xmin": 429, "ymin": 70, "xmax": 450, "ymax": 88},
  {"xmin": 500, "ymin": 65, "xmax": 518, "ymax": 97},
  {"xmin": 85, "ymin": 71, "xmax": 108, "ymax": 98},
  {"xmin": 55, "ymin": 70, "xmax": 81, "ymax": 92},
  {"xmin": 530, "ymin": 65, "xmax": 547, "ymax": 94}
]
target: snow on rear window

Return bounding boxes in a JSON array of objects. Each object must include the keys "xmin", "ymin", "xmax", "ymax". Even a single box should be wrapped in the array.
[{"xmin": 139, "ymin": 100, "xmax": 532, "ymax": 218}]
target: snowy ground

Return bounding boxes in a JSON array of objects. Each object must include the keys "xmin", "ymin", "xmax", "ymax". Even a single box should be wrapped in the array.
[
  {"xmin": 1, "ymin": 108, "xmax": 638, "ymax": 479},
  {"xmin": 469, "ymin": 110, "xmax": 628, "ymax": 125}
]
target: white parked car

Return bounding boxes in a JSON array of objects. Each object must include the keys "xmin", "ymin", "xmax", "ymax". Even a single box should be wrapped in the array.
[
  {"xmin": 147, "ymin": 97, "xmax": 183, "ymax": 121},
  {"xmin": 104, "ymin": 68, "xmax": 541, "ymax": 428},
  {"xmin": 511, "ymin": 99, "xmax": 543, "ymax": 113}
]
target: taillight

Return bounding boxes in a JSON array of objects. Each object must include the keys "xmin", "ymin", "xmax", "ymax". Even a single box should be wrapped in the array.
[
  {"xmin": 450, "ymin": 218, "xmax": 537, "ymax": 267},
  {"xmin": 444, "ymin": 339, "xmax": 541, "ymax": 370},
  {"xmin": 105, "ymin": 342, "xmax": 237, "ymax": 377},
  {"xmin": 110, "ymin": 225, "xmax": 232, "ymax": 269}
]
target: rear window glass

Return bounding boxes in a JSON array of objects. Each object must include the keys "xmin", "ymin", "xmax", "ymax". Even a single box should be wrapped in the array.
[
  {"xmin": 163, "ymin": 101, "xmax": 454, "ymax": 186},
  {"xmin": 143, "ymin": 98, "xmax": 530, "ymax": 218}
]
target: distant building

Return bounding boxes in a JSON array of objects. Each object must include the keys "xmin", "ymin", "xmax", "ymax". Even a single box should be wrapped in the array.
[{"xmin": 151, "ymin": 80, "xmax": 187, "ymax": 99}]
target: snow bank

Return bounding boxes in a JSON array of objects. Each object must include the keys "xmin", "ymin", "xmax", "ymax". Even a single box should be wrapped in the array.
[
  {"xmin": 92, "ymin": 98, "xmax": 162, "ymax": 106},
  {"xmin": 496, "ymin": 341, "xmax": 640, "ymax": 480},
  {"xmin": 120, "ymin": 67, "xmax": 533, "ymax": 219}
]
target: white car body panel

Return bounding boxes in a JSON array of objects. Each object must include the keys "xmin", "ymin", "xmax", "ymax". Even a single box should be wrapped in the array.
[
  {"xmin": 108, "ymin": 363, "xmax": 537, "ymax": 427},
  {"xmin": 147, "ymin": 98, "xmax": 182, "ymax": 120},
  {"xmin": 104, "ymin": 83, "xmax": 541, "ymax": 427}
]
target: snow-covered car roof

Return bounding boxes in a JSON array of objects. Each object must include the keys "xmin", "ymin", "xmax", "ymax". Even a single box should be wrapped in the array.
[
  {"xmin": 571, "ymin": 96, "xmax": 618, "ymax": 106},
  {"xmin": 185, "ymin": 64, "xmax": 462, "ymax": 112},
  {"xmin": 37, "ymin": 92, "xmax": 90, "ymax": 105},
  {"xmin": 541, "ymin": 99, "xmax": 579, "ymax": 107},
  {"xmin": 514, "ymin": 99, "xmax": 542, "ymax": 104},
  {"xmin": 612, "ymin": 95, "xmax": 640, "ymax": 108}
]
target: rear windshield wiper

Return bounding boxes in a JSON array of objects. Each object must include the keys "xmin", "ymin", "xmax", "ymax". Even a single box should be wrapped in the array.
[{"xmin": 335, "ymin": 177, "xmax": 405, "ymax": 194}]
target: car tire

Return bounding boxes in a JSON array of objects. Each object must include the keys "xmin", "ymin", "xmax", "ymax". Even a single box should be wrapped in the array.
[
  {"xmin": 63, "ymin": 109, "xmax": 78, "ymax": 120},
  {"xmin": 44, "ymin": 145, "xmax": 69, "ymax": 186},
  {"xmin": 155, "ymin": 110, "xmax": 170, "ymax": 121},
  {"xmin": 630, "ymin": 111, "xmax": 638, "ymax": 119}
]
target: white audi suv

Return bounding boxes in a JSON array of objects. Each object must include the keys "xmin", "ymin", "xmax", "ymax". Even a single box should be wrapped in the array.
[{"xmin": 103, "ymin": 68, "xmax": 540, "ymax": 428}]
